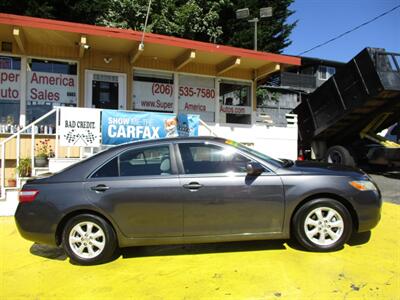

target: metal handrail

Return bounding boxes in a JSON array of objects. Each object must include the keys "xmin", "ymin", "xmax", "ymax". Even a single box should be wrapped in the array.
[
  {"xmin": 199, "ymin": 120, "xmax": 218, "ymax": 137},
  {"xmin": 0, "ymin": 107, "xmax": 59, "ymax": 198}
]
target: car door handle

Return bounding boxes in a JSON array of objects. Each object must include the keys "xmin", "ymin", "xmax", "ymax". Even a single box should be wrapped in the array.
[
  {"xmin": 90, "ymin": 184, "xmax": 110, "ymax": 192},
  {"xmin": 183, "ymin": 182, "xmax": 203, "ymax": 190}
]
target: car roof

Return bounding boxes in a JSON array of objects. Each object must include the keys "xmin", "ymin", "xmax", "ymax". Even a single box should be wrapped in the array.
[
  {"xmin": 108, "ymin": 136, "xmax": 229, "ymax": 150},
  {"xmin": 43, "ymin": 136, "xmax": 232, "ymax": 182}
]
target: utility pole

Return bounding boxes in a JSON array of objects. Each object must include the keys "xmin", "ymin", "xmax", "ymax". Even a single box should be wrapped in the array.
[
  {"xmin": 247, "ymin": 18, "xmax": 259, "ymax": 51},
  {"xmin": 139, "ymin": 0, "xmax": 153, "ymax": 51}
]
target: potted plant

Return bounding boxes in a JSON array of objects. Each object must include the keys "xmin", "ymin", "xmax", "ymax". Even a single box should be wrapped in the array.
[
  {"xmin": 17, "ymin": 158, "xmax": 32, "ymax": 187},
  {"xmin": 35, "ymin": 139, "xmax": 54, "ymax": 167},
  {"xmin": 7, "ymin": 172, "xmax": 16, "ymax": 187}
]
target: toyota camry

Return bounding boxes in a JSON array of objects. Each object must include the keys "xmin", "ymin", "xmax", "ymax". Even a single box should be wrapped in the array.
[{"xmin": 15, "ymin": 137, "xmax": 382, "ymax": 265}]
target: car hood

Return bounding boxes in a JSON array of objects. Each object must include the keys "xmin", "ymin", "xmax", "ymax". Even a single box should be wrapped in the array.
[{"xmin": 275, "ymin": 160, "xmax": 367, "ymax": 177}]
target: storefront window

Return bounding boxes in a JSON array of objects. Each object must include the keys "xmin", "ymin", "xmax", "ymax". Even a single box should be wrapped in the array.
[
  {"xmin": 178, "ymin": 75, "xmax": 216, "ymax": 122},
  {"xmin": 219, "ymin": 80, "xmax": 252, "ymax": 124},
  {"xmin": 26, "ymin": 58, "xmax": 78, "ymax": 129},
  {"xmin": 0, "ymin": 56, "xmax": 21, "ymax": 133},
  {"xmin": 133, "ymin": 70, "xmax": 174, "ymax": 113}
]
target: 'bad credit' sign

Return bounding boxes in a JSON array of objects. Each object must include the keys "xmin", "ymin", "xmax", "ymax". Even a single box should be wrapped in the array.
[{"xmin": 60, "ymin": 107, "xmax": 101, "ymax": 147}]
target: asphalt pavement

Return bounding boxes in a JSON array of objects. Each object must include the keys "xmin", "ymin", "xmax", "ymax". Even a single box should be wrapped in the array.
[{"xmin": 369, "ymin": 174, "xmax": 400, "ymax": 204}]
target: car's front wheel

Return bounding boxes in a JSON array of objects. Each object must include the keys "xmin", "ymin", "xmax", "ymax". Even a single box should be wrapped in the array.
[
  {"xmin": 62, "ymin": 214, "xmax": 117, "ymax": 265},
  {"xmin": 292, "ymin": 199, "xmax": 353, "ymax": 251}
]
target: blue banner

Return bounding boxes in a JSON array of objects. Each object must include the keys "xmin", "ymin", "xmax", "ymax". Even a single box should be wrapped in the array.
[
  {"xmin": 101, "ymin": 110, "xmax": 199, "ymax": 145},
  {"xmin": 177, "ymin": 113, "xmax": 200, "ymax": 137}
]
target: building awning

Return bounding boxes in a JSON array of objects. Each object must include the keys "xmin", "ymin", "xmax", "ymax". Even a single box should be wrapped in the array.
[{"xmin": 0, "ymin": 13, "xmax": 300, "ymax": 80}]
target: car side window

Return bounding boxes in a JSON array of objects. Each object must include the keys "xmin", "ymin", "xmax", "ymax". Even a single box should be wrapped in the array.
[
  {"xmin": 92, "ymin": 157, "xmax": 119, "ymax": 178},
  {"xmin": 91, "ymin": 145, "xmax": 171, "ymax": 178},
  {"xmin": 178, "ymin": 143, "xmax": 251, "ymax": 174},
  {"xmin": 119, "ymin": 145, "xmax": 171, "ymax": 176}
]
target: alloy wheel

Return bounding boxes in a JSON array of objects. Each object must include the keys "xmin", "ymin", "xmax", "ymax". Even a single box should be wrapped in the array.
[
  {"xmin": 304, "ymin": 207, "xmax": 344, "ymax": 246},
  {"xmin": 68, "ymin": 221, "xmax": 106, "ymax": 259}
]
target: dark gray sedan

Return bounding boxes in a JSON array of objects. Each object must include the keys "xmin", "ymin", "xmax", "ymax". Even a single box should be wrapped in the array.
[{"xmin": 15, "ymin": 137, "xmax": 382, "ymax": 265}]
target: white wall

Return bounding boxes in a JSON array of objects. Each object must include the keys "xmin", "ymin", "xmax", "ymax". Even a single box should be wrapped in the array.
[
  {"xmin": 0, "ymin": 189, "xmax": 19, "ymax": 216},
  {"xmin": 199, "ymin": 123, "xmax": 298, "ymax": 160}
]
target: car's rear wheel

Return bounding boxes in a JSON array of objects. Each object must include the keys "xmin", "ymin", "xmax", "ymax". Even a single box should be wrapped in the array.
[
  {"xmin": 292, "ymin": 199, "xmax": 353, "ymax": 251},
  {"xmin": 62, "ymin": 214, "xmax": 117, "ymax": 265}
]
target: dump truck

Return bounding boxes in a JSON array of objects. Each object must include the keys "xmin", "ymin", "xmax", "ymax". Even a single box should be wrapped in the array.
[{"xmin": 294, "ymin": 48, "xmax": 400, "ymax": 169}]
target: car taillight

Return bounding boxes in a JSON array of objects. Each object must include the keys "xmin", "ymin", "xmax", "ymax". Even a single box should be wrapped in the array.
[{"xmin": 19, "ymin": 190, "xmax": 39, "ymax": 203}]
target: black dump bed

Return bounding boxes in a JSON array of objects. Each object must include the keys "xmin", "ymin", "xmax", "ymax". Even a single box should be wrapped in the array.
[{"xmin": 295, "ymin": 48, "xmax": 400, "ymax": 145}]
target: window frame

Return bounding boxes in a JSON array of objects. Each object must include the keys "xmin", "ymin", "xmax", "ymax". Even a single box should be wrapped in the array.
[
  {"xmin": 132, "ymin": 68, "xmax": 175, "ymax": 113},
  {"xmin": 88, "ymin": 142, "xmax": 178, "ymax": 180},
  {"xmin": 174, "ymin": 140, "xmax": 272, "ymax": 176},
  {"xmin": 318, "ymin": 66, "xmax": 336, "ymax": 81},
  {"xmin": 218, "ymin": 79, "xmax": 253, "ymax": 125},
  {"xmin": 0, "ymin": 54, "xmax": 22, "ymax": 130},
  {"xmin": 0, "ymin": 53, "xmax": 80, "ymax": 128}
]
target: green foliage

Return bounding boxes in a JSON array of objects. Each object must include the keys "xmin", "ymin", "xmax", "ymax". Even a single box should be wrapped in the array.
[
  {"xmin": 1, "ymin": 0, "xmax": 296, "ymax": 53},
  {"xmin": 219, "ymin": 0, "xmax": 297, "ymax": 52},
  {"xmin": 257, "ymin": 88, "xmax": 281, "ymax": 107},
  {"xmin": 97, "ymin": 0, "xmax": 226, "ymax": 42},
  {"xmin": 16, "ymin": 158, "xmax": 31, "ymax": 177},
  {"xmin": 0, "ymin": 0, "xmax": 110, "ymax": 24}
]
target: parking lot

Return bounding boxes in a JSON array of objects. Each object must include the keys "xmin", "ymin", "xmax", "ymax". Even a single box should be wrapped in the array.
[
  {"xmin": 1, "ymin": 175, "xmax": 399, "ymax": 300},
  {"xmin": 370, "ymin": 174, "xmax": 400, "ymax": 204}
]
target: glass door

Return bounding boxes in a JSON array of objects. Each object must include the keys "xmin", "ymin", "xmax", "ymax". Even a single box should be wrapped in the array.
[{"xmin": 85, "ymin": 70, "xmax": 126, "ymax": 110}]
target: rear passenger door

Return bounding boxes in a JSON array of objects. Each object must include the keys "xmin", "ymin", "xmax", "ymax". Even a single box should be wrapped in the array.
[
  {"xmin": 85, "ymin": 143, "xmax": 183, "ymax": 238},
  {"xmin": 176, "ymin": 141, "xmax": 285, "ymax": 236}
]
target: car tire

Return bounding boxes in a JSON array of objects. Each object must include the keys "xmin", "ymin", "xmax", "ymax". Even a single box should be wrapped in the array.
[
  {"xmin": 292, "ymin": 199, "xmax": 353, "ymax": 252},
  {"xmin": 325, "ymin": 145, "xmax": 356, "ymax": 166},
  {"xmin": 62, "ymin": 214, "xmax": 117, "ymax": 265}
]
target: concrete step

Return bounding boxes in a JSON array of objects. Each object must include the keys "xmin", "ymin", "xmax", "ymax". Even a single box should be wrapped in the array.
[{"xmin": 0, "ymin": 188, "xmax": 19, "ymax": 216}]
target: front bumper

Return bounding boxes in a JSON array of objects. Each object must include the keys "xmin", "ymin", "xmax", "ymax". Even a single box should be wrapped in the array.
[{"xmin": 352, "ymin": 189, "xmax": 382, "ymax": 232}]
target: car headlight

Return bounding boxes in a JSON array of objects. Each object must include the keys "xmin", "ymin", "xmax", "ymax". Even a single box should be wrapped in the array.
[{"xmin": 349, "ymin": 180, "xmax": 377, "ymax": 191}]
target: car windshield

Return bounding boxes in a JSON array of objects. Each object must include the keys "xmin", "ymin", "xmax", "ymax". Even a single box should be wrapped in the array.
[{"xmin": 224, "ymin": 140, "xmax": 285, "ymax": 167}]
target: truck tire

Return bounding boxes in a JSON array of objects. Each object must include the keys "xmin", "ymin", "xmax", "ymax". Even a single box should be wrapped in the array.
[{"xmin": 325, "ymin": 145, "xmax": 356, "ymax": 166}]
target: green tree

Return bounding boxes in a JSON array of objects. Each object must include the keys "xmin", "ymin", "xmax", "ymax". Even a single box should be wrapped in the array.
[
  {"xmin": 0, "ymin": 0, "xmax": 110, "ymax": 24},
  {"xmin": 1, "ymin": 0, "xmax": 296, "ymax": 53},
  {"xmin": 218, "ymin": 0, "xmax": 296, "ymax": 53},
  {"xmin": 97, "ymin": 0, "xmax": 227, "ymax": 43}
]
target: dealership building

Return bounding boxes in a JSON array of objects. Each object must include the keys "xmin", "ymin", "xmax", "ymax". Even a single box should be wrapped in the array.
[{"xmin": 0, "ymin": 13, "xmax": 300, "ymax": 207}]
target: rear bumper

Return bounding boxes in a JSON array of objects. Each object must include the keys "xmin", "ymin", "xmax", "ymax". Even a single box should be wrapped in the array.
[{"xmin": 14, "ymin": 202, "xmax": 59, "ymax": 246}]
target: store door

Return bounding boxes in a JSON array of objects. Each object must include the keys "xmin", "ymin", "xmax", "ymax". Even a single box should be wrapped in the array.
[{"xmin": 85, "ymin": 70, "xmax": 127, "ymax": 110}]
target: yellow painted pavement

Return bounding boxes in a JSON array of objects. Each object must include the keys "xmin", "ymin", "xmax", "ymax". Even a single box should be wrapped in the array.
[{"xmin": 1, "ymin": 202, "xmax": 399, "ymax": 300}]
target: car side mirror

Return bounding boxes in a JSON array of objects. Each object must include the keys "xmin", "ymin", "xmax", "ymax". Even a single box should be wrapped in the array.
[{"xmin": 246, "ymin": 162, "xmax": 264, "ymax": 176}]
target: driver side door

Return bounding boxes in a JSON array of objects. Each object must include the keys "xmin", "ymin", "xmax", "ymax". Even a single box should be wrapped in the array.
[{"xmin": 176, "ymin": 141, "xmax": 285, "ymax": 236}]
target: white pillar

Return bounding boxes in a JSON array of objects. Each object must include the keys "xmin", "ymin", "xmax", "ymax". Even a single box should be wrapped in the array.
[
  {"xmin": 19, "ymin": 56, "xmax": 27, "ymax": 126},
  {"xmin": 173, "ymin": 73, "xmax": 179, "ymax": 114},
  {"xmin": 214, "ymin": 78, "xmax": 220, "ymax": 124}
]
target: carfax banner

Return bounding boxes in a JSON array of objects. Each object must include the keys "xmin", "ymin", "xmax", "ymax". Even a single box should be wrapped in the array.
[{"xmin": 101, "ymin": 109, "xmax": 199, "ymax": 145}]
